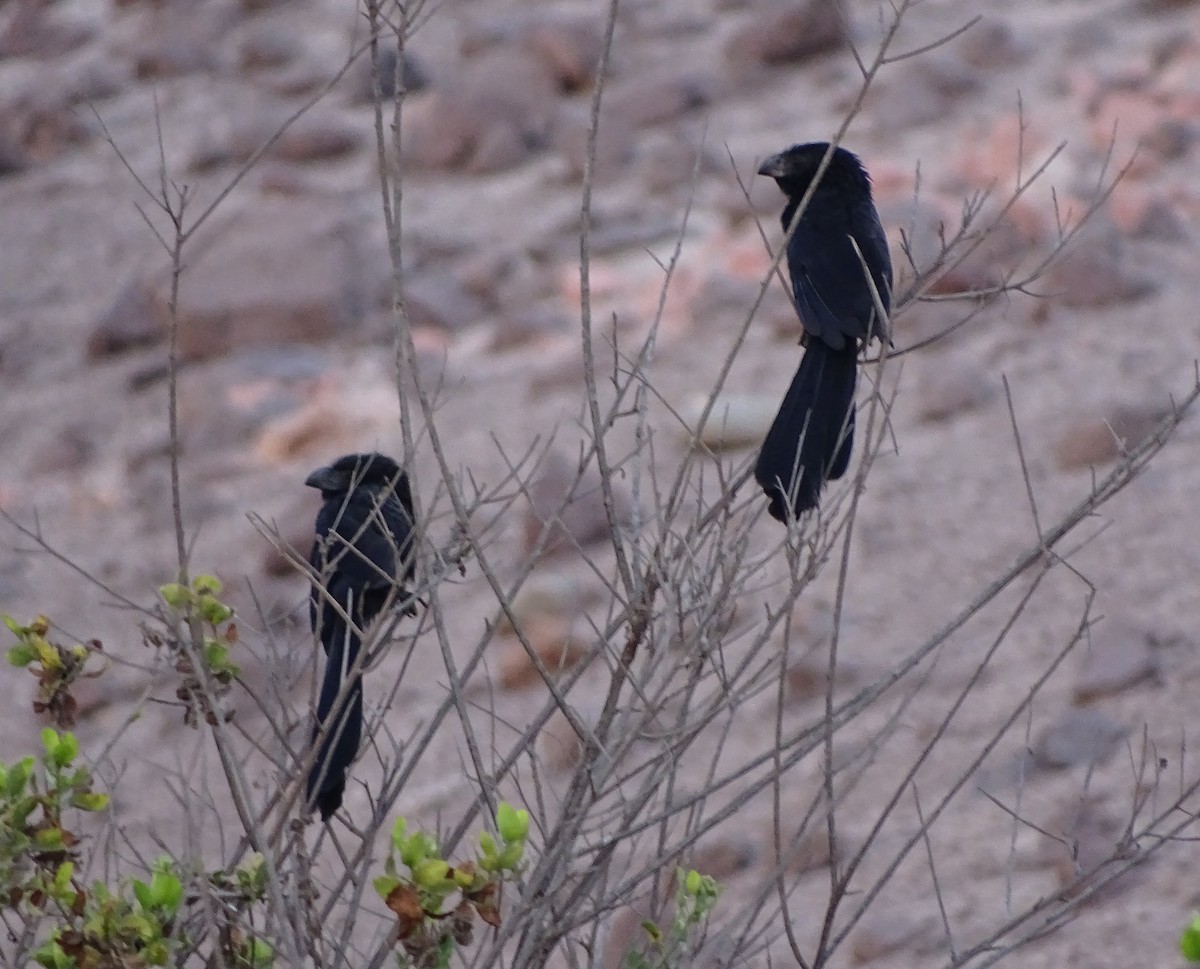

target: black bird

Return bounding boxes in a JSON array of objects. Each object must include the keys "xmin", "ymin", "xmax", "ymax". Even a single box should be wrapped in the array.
[
  {"xmin": 304, "ymin": 452, "xmax": 416, "ymax": 821},
  {"xmin": 755, "ymin": 142, "xmax": 892, "ymax": 522}
]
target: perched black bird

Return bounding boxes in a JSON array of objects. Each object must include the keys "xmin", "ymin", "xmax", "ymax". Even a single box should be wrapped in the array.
[
  {"xmin": 304, "ymin": 452, "xmax": 416, "ymax": 821},
  {"xmin": 755, "ymin": 142, "xmax": 892, "ymax": 522}
]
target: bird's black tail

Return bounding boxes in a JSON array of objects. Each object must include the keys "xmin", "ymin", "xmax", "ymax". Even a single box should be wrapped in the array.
[
  {"xmin": 306, "ymin": 602, "xmax": 364, "ymax": 822},
  {"xmin": 755, "ymin": 340, "xmax": 858, "ymax": 521}
]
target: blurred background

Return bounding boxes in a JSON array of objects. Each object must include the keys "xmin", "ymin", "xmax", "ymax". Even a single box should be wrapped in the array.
[{"xmin": 0, "ymin": 0, "xmax": 1198, "ymax": 965}]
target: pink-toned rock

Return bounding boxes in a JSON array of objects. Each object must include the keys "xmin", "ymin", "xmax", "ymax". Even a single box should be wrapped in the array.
[
  {"xmin": 714, "ymin": 165, "xmax": 786, "ymax": 225},
  {"xmin": 923, "ymin": 205, "xmax": 1038, "ymax": 297},
  {"xmin": 465, "ymin": 122, "xmax": 530, "ymax": 174},
  {"xmin": 785, "ymin": 656, "xmax": 874, "ymax": 704},
  {"xmin": 31, "ymin": 425, "xmax": 95, "ymax": 476},
  {"xmin": 258, "ymin": 60, "xmax": 330, "ymax": 98},
  {"xmin": 1043, "ymin": 217, "xmax": 1156, "ymax": 307},
  {"xmin": 22, "ymin": 104, "xmax": 93, "ymax": 162},
  {"xmin": 875, "ymin": 197, "xmax": 949, "ymax": 285},
  {"xmin": 1032, "ymin": 708, "xmax": 1128, "ymax": 770},
  {"xmin": 554, "ymin": 103, "xmax": 636, "ymax": 183},
  {"xmin": 1109, "ymin": 182, "xmax": 1188, "ymax": 242},
  {"xmin": 405, "ymin": 272, "xmax": 489, "ymax": 333},
  {"xmin": 238, "ymin": 25, "xmax": 301, "ymax": 71},
  {"xmin": 850, "ymin": 914, "xmax": 939, "ymax": 964},
  {"xmin": 682, "ymin": 834, "xmax": 758, "ymax": 880},
  {"xmin": 956, "ymin": 19, "xmax": 1030, "ymax": 70},
  {"xmin": 891, "ymin": 298, "xmax": 981, "ymax": 348},
  {"xmin": 0, "ymin": 125, "xmax": 30, "ymax": 176},
  {"xmin": 348, "ymin": 47, "xmax": 429, "ymax": 104},
  {"xmin": 172, "ymin": 197, "xmax": 386, "ymax": 361},
  {"xmin": 538, "ymin": 697, "xmax": 622, "ymax": 773},
  {"xmin": 497, "ymin": 617, "xmax": 588, "ymax": 691},
  {"xmin": 48, "ymin": 53, "xmax": 128, "ymax": 105},
  {"xmin": 780, "ymin": 826, "xmax": 835, "ymax": 876},
  {"xmin": 914, "ymin": 352, "xmax": 995, "ymax": 422},
  {"xmin": 1087, "ymin": 86, "xmax": 1191, "ymax": 173},
  {"xmin": 599, "ymin": 904, "xmax": 652, "ymax": 969},
  {"xmin": 1073, "ymin": 616, "xmax": 1160, "ymax": 703},
  {"xmin": 1136, "ymin": 0, "xmax": 1197, "ymax": 11},
  {"xmin": 176, "ymin": 352, "xmax": 328, "ymax": 454},
  {"xmin": 955, "ymin": 112, "xmax": 1057, "ymax": 192},
  {"xmin": 134, "ymin": 36, "xmax": 219, "ymax": 79},
  {"xmin": 261, "ymin": 493, "xmax": 322, "ymax": 577},
  {"xmin": 191, "ymin": 108, "xmax": 362, "ymax": 170},
  {"xmin": 636, "ymin": 131, "xmax": 720, "ymax": 195},
  {"xmin": 489, "ymin": 307, "xmax": 570, "ymax": 352},
  {"xmin": 86, "ymin": 277, "xmax": 170, "ymax": 359},
  {"xmin": 495, "ymin": 575, "xmax": 582, "ymax": 635},
  {"xmin": 865, "ymin": 51, "xmax": 981, "ymax": 131},
  {"xmin": 687, "ymin": 271, "xmax": 760, "ymax": 330},
  {"xmin": 404, "ymin": 49, "xmax": 558, "ymax": 173},
  {"xmin": 725, "ymin": 0, "xmax": 845, "ymax": 67},
  {"xmin": 0, "ymin": 0, "xmax": 96, "ymax": 58},
  {"xmin": 1054, "ymin": 401, "xmax": 1171, "ymax": 470},
  {"xmin": 525, "ymin": 18, "xmax": 603, "ymax": 92},
  {"xmin": 1039, "ymin": 797, "xmax": 1148, "ymax": 902},
  {"xmin": 682, "ymin": 391, "xmax": 770, "ymax": 454},
  {"xmin": 522, "ymin": 450, "xmax": 639, "ymax": 556},
  {"xmin": 539, "ymin": 703, "xmax": 587, "ymax": 772},
  {"xmin": 606, "ymin": 72, "xmax": 710, "ymax": 129},
  {"xmin": 256, "ymin": 400, "xmax": 354, "ymax": 463}
]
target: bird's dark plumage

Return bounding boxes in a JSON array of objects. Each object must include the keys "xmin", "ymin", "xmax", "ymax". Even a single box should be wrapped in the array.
[
  {"xmin": 754, "ymin": 142, "xmax": 892, "ymax": 522},
  {"xmin": 304, "ymin": 452, "xmax": 415, "ymax": 821}
]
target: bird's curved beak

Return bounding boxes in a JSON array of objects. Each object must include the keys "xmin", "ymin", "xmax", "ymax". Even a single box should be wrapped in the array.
[
  {"xmin": 305, "ymin": 467, "xmax": 342, "ymax": 492},
  {"xmin": 757, "ymin": 152, "xmax": 786, "ymax": 178}
]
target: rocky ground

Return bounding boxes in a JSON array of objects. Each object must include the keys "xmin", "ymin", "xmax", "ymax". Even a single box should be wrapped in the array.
[{"xmin": 2, "ymin": 0, "xmax": 1200, "ymax": 966}]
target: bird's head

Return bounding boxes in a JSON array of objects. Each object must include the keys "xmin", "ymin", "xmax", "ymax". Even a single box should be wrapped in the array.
[
  {"xmin": 305, "ymin": 452, "xmax": 407, "ymax": 499},
  {"xmin": 757, "ymin": 142, "xmax": 871, "ymax": 198}
]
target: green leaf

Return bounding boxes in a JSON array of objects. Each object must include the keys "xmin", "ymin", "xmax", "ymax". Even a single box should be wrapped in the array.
[
  {"xmin": 70, "ymin": 792, "xmax": 109, "ymax": 812},
  {"xmin": 496, "ymin": 842, "xmax": 525, "ymax": 871},
  {"xmin": 33, "ymin": 827, "xmax": 65, "ymax": 850},
  {"xmin": 144, "ymin": 940, "xmax": 169, "ymax": 966},
  {"xmin": 192, "ymin": 575, "xmax": 223, "ymax": 596},
  {"xmin": 244, "ymin": 937, "xmax": 274, "ymax": 969},
  {"xmin": 412, "ymin": 858, "xmax": 451, "ymax": 890},
  {"xmin": 32, "ymin": 939, "xmax": 75, "ymax": 969},
  {"xmin": 8, "ymin": 758, "xmax": 34, "ymax": 797},
  {"xmin": 496, "ymin": 802, "xmax": 529, "ymax": 843},
  {"xmin": 3, "ymin": 614, "xmax": 24, "ymax": 636},
  {"xmin": 400, "ymin": 832, "xmax": 436, "ymax": 868},
  {"xmin": 33, "ymin": 637, "xmax": 60, "ymax": 670},
  {"xmin": 41, "ymin": 728, "xmax": 60, "ymax": 760},
  {"xmin": 54, "ymin": 861, "xmax": 74, "ymax": 892},
  {"xmin": 235, "ymin": 854, "xmax": 268, "ymax": 900},
  {"xmin": 152, "ymin": 871, "xmax": 183, "ymax": 914},
  {"xmin": 1181, "ymin": 915, "xmax": 1200, "ymax": 962},
  {"xmin": 133, "ymin": 879, "xmax": 153, "ymax": 911},
  {"xmin": 684, "ymin": 868, "xmax": 701, "ymax": 895},
  {"xmin": 7, "ymin": 643, "xmax": 36, "ymax": 667},
  {"xmin": 390, "ymin": 816, "xmax": 408, "ymax": 850},
  {"xmin": 373, "ymin": 875, "xmax": 401, "ymax": 900},
  {"xmin": 198, "ymin": 598, "xmax": 234, "ymax": 625},
  {"xmin": 12, "ymin": 794, "xmax": 38, "ymax": 828},
  {"xmin": 159, "ymin": 583, "xmax": 191, "ymax": 609},
  {"xmin": 52, "ymin": 732, "xmax": 78, "ymax": 768}
]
